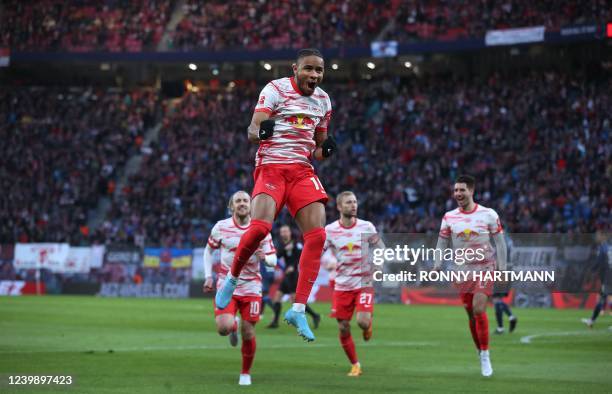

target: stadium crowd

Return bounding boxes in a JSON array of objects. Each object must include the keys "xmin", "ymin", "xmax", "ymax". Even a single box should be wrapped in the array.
[
  {"xmin": 169, "ymin": 0, "xmax": 390, "ymax": 51},
  {"xmin": 102, "ymin": 69, "xmax": 610, "ymax": 247},
  {"xmin": 103, "ymin": 82, "xmax": 261, "ymax": 247},
  {"xmin": 2, "ymin": 0, "xmax": 609, "ymax": 52},
  {"xmin": 0, "ymin": 87, "xmax": 161, "ymax": 245},
  {"xmin": 390, "ymin": 0, "xmax": 611, "ymax": 42},
  {"xmin": 0, "ymin": 0, "xmax": 174, "ymax": 52},
  {"xmin": 324, "ymin": 70, "xmax": 610, "ymax": 233},
  {"xmin": 0, "ymin": 68, "xmax": 609, "ymax": 249}
]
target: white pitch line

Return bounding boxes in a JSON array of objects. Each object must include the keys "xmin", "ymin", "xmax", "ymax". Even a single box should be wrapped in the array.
[
  {"xmin": 0, "ymin": 341, "xmax": 437, "ymax": 354},
  {"xmin": 520, "ymin": 330, "xmax": 611, "ymax": 344}
]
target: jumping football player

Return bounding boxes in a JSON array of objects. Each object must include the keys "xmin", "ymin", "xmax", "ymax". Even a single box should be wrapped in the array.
[{"xmin": 215, "ymin": 48, "xmax": 337, "ymax": 342}]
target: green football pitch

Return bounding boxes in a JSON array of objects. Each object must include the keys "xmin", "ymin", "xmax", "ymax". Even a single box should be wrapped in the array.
[{"xmin": 0, "ymin": 296, "xmax": 610, "ymax": 393}]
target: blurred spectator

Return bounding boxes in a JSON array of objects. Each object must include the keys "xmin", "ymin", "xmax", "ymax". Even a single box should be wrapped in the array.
[
  {"xmin": 170, "ymin": 0, "xmax": 389, "ymax": 51},
  {"xmin": 392, "ymin": 0, "xmax": 611, "ymax": 42},
  {"xmin": 322, "ymin": 70, "xmax": 611, "ymax": 233},
  {"xmin": 105, "ymin": 69, "xmax": 611, "ymax": 246},
  {"xmin": 0, "ymin": 87, "xmax": 161, "ymax": 244},
  {"xmin": 3, "ymin": 1, "xmax": 609, "ymax": 52},
  {"xmin": 1, "ymin": 69, "xmax": 609, "ymax": 248},
  {"xmin": 0, "ymin": 0, "xmax": 174, "ymax": 51},
  {"xmin": 104, "ymin": 81, "xmax": 261, "ymax": 247}
]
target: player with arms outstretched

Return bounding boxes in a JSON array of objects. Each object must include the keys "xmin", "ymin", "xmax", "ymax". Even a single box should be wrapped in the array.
[
  {"xmin": 433, "ymin": 175, "xmax": 507, "ymax": 377},
  {"xmin": 215, "ymin": 48, "xmax": 337, "ymax": 342},
  {"xmin": 204, "ymin": 191, "xmax": 277, "ymax": 386},
  {"xmin": 324, "ymin": 191, "xmax": 382, "ymax": 376}
]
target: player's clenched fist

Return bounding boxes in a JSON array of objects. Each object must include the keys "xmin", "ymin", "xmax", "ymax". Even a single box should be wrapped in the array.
[
  {"xmin": 203, "ymin": 277, "xmax": 214, "ymax": 292},
  {"xmin": 322, "ymin": 135, "xmax": 337, "ymax": 158},
  {"xmin": 259, "ymin": 119, "xmax": 275, "ymax": 140}
]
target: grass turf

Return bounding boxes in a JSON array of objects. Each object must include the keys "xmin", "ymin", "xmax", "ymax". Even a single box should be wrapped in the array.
[{"xmin": 0, "ymin": 296, "xmax": 610, "ymax": 393}]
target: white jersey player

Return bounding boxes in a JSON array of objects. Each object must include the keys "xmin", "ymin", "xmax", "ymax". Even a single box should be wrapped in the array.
[
  {"xmin": 253, "ymin": 75, "xmax": 332, "ymax": 168},
  {"xmin": 203, "ymin": 191, "xmax": 276, "ymax": 386},
  {"xmin": 216, "ymin": 49, "xmax": 338, "ymax": 343},
  {"xmin": 323, "ymin": 191, "xmax": 382, "ymax": 377},
  {"xmin": 434, "ymin": 175, "xmax": 507, "ymax": 378},
  {"xmin": 438, "ymin": 205, "xmax": 503, "ymax": 266}
]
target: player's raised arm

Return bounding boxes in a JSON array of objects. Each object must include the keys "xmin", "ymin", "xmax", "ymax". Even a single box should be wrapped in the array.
[
  {"xmin": 248, "ymin": 82, "xmax": 280, "ymax": 144},
  {"xmin": 312, "ymin": 130, "xmax": 337, "ymax": 160},
  {"xmin": 247, "ymin": 111, "xmax": 274, "ymax": 144}
]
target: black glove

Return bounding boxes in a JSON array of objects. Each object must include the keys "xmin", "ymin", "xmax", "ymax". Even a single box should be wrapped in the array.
[
  {"xmin": 259, "ymin": 119, "xmax": 275, "ymax": 140},
  {"xmin": 321, "ymin": 135, "xmax": 337, "ymax": 158}
]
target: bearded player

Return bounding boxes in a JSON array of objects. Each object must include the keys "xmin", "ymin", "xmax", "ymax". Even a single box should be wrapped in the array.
[
  {"xmin": 433, "ymin": 175, "xmax": 507, "ymax": 377},
  {"xmin": 204, "ymin": 191, "xmax": 277, "ymax": 386},
  {"xmin": 324, "ymin": 191, "xmax": 383, "ymax": 376},
  {"xmin": 215, "ymin": 48, "xmax": 337, "ymax": 342}
]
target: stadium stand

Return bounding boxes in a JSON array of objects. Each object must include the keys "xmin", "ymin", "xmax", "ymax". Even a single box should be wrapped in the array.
[
  {"xmin": 391, "ymin": 0, "xmax": 612, "ymax": 42},
  {"xmin": 2, "ymin": 0, "xmax": 609, "ymax": 52},
  {"xmin": 96, "ymin": 70, "xmax": 610, "ymax": 247},
  {"xmin": 0, "ymin": 88, "xmax": 161, "ymax": 244},
  {"xmin": 1, "ymin": 69, "xmax": 609, "ymax": 248},
  {"xmin": 0, "ymin": 0, "xmax": 174, "ymax": 51}
]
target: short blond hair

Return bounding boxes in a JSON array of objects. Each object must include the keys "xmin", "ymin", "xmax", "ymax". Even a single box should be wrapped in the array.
[
  {"xmin": 227, "ymin": 191, "xmax": 250, "ymax": 212},
  {"xmin": 336, "ymin": 191, "xmax": 356, "ymax": 206}
]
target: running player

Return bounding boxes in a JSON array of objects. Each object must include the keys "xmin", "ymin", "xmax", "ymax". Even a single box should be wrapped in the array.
[
  {"xmin": 433, "ymin": 175, "xmax": 507, "ymax": 377},
  {"xmin": 493, "ymin": 235, "xmax": 517, "ymax": 334},
  {"xmin": 324, "ymin": 191, "xmax": 382, "ymax": 377},
  {"xmin": 267, "ymin": 224, "xmax": 321, "ymax": 329},
  {"xmin": 492, "ymin": 292, "xmax": 518, "ymax": 334},
  {"xmin": 582, "ymin": 231, "xmax": 609, "ymax": 328},
  {"xmin": 203, "ymin": 191, "xmax": 277, "ymax": 386},
  {"xmin": 215, "ymin": 48, "xmax": 337, "ymax": 342}
]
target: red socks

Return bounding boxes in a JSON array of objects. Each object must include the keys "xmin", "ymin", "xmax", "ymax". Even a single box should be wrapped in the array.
[
  {"xmin": 463, "ymin": 293, "xmax": 488, "ymax": 351},
  {"xmin": 468, "ymin": 316, "xmax": 480, "ymax": 350},
  {"xmin": 339, "ymin": 332, "xmax": 358, "ymax": 364},
  {"xmin": 231, "ymin": 223, "xmax": 324, "ymax": 303},
  {"xmin": 241, "ymin": 337, "xmax": 256, "ymax": 374},
  {"xmin": 230, "ymin": 219, "xmax": 272, "ymax": 278},
  {"xmin": 474, "ymin": 312, "xmax": 489, "ymax": 351},
  {"xmin": 294, "ymin": 228, "xmax": 326, "ymax": 304}
]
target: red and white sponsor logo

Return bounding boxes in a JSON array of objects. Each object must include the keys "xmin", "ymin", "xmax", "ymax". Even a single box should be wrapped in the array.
[
  {"xmin": 253, "ymin": 77, "xmax": 332, "ymax": 167},
  {"xmin": 325, "ymin": 219, "xmax": 378, "ymax": 291},
  {"xmin": 285, "ymin": 114, "xmax": 315, "ymax": 129}
]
